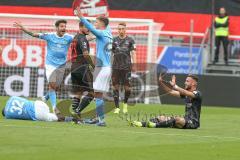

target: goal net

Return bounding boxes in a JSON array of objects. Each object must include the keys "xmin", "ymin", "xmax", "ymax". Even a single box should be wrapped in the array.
[{"xmin": 0, "ymin": 13, "xmax": 162, "ymax": 104}]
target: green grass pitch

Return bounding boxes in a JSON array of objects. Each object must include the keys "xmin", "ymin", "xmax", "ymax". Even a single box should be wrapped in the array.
[{"xmin": 0, "ymin": 96, "xmax": 240, "ymax": 160}]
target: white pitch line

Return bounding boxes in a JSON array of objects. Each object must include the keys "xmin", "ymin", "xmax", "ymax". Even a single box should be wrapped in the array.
[
  {"xmin": 123, "ymin": 130, "xmax": 240, "ymax": 141},
  {"xmin": 1, "ymin": 124, "xmax": 240, "ymax": 141}
]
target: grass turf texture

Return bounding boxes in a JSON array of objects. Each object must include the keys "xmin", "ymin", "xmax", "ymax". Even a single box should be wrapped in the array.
[{"xmin": 0, "ymin": 96, "xmax": 240, "ymax": 160}]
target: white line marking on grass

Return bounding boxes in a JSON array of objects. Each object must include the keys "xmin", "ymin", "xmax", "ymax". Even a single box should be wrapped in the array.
[
  {"xmin": 1, "ymin": 124, "xmax": 240, "ymax": 141},
  {"xmin": 123, "ymin": 130, "xmax": 240, "ymax": 141}
]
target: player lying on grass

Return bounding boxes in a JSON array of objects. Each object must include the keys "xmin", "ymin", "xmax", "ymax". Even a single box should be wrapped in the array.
[
  {"xmin": 1, "ymin": 96, "xmax": 78, "ymax": 122},
  {"xmin": 131, "ymin": 74, "xmax": 202, "ymax": 129}
]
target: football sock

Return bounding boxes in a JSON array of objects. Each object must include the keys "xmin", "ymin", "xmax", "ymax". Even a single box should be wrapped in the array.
[
  {"xmin": 49, "ymin": 90, "xmax": 57, "ymax": 110},
  {"xmin": 78, "ymin": 95, "xmax": 93, "ymax": 113},
  {"xmin": 124, "ymin": 89, "xmax": 131, "ymax": 103},
  {"xmin": 71, "ymin": 97, "xmax": 80, "ymax": 111},
  {"xmin": 96, "ymin": 98, "xmax": 105, "ymax": 121},
  {"xmin": 155, "ymin": 118, "xmax": 175, "ymax": 128},
  {"xmin": 44, "ymin": 92, "xmax": 49, "ymax": 101},
  {"xmin": 113, "ymin": 89, "xmax": 120, "ymax": 108}
]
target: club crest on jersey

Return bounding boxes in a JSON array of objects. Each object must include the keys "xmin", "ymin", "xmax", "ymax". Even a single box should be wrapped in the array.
[{"xmin": 73, "ymin": 0, "xmax": 109, "ymax": 16}]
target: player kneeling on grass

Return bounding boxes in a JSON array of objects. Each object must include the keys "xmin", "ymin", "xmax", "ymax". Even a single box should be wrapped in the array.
[
  {"xmin": 131, "ymin": 74, "xmax": 202, "ymax": 129},
  {"xmin": 2, "ymin": 96, "xmax": 77, "ymax": 122}
]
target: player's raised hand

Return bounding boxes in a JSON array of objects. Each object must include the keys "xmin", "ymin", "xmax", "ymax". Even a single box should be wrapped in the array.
[
  {"xmin": 0, "ymin": 45, "xmax": 2, "ymax": 54},
  {"xmin": 159, "ymin": 74, "xmax": 163, "ymax": 82},
  {"xmin": 170, "ymin": 75, "xmax": 176, "ymax": 87},
  {"xmin": 75, "ymin": 6, "xmax": 83, "ymax": 18},
  {"xmin": 13, "ymin": 22, "xmax": 24, "ymax": 29}
]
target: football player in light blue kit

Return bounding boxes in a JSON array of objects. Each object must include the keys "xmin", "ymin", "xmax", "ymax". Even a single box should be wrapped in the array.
[
  {"xmin": 2, "ymin": 96, "xmax": 58, "ymax": 121},
  {"xmin": 75, "ymin": 7, "xmax": 112, "ymax": 126},
  {"xmin": 14, "ymin": 20, "xmax": 74, "ymax": 114}
]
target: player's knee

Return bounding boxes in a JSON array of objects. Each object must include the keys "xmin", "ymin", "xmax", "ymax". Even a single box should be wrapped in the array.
[
  {"xmin": 175, "ymin": 117, "xmax": 181, "ymax": 123},
  {"xmin": 175, "ymin": 117, "xmax": 185, "ymax": 128},
  {"xmin": 94, "ymin": 92, "xmax": 103, "ymax": 98},
  {"xmin": 113, "ymin": 85, "xmax": 119, "ymax": 90},
  {"xmin": 124, "ymin": 85, "xmax": 131, "ymax": 92},
  {"xmin": 158, "ymin": 115, "xmax": 166, "ymax": 121},
  {"xmin": 113, "ymin": 89, "xmax": 119, "ymax": 97},
  {"xmin": 49, "ymin": 83, "xmax": 57, "ymax": 90},
  {"xmin": 85, "ymin": 93, "xmax": 94, "ymax": 102}
]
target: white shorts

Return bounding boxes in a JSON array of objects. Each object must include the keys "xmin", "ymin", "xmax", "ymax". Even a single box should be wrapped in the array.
[
  {"xmin": 93, "ymin": 66, "xmax": 111, "ymax": 92},
  {"xmin": 34, "ymin": 100, "xmax": 58, "ymax": 122},
  {"xmin": 45, "ymin": 64, "xmax": 65, "ymax": 84}
]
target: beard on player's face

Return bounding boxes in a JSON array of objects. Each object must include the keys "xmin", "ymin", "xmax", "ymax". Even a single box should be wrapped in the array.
[
  {"xmin": 119, "ymin": 31, "xmax": 126, "ymax": 37},
  {"xmin": 118, "ymin": 27, "xmax": 126, "ymax": 37},
  {"xmin": 185, "ymin": 84, "xmax": 191, "ymax": 90},
  {"xmin": 79, "ymin": 26, "xmax": 89, "ymax": 35},
  {"xmin": 184, "ymin": 79, "xmax": 192, "ymax": 90},
  {"xmin": 56, "ymin": 24, "xmax": 66, "ymax": 36}
]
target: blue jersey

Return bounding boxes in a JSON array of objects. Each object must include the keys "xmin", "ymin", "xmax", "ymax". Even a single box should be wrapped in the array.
[
  {"xmin": 80, "ymin": 17, "xmax": 112, "ymax": 67},
  {"xmin": 39, "ymin": 32, "xmax": 74, "ymax": 67},
  {"xmin": 4, "ymin": 96, "xmax": 36, "ymax": 121}
]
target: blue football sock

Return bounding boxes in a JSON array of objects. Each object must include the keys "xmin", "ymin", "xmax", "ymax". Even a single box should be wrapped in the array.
[
  {"xmin": 96, "ymin": 98, "xmax": 105, "ymax": 121},
  {"xmin": 44, "ymin": 92, "xmax": 50, "ymax": 101},
  {"xmin": 49, "ymin": 90, "xmax": 57, "ymax": 110}
]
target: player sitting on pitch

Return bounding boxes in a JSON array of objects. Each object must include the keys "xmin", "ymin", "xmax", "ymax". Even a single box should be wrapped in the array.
[
  {"xmin": 112, "ymin": 22, "xmax": 136, "ymax": 114},
  {"xmin": 70, "ymin": 20, "xmax": 94, "ymax": 116},
  {"xmin": 131, "ymin": 74, "xmax": 202, "ymax": 129},
  {"xmin": 2, "ymin": 96, "xmax": 78, "ymax": 122}
]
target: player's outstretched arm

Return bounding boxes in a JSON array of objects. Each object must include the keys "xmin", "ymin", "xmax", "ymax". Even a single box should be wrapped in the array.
[
  {"xmin": 13, "ymin": 22, "xmax": 40, "ymax": 38},
  {"xmin": 159, "ymin": 75, "xmax": 180, "ymax": 97},
  {"xmin": 75, "ymin": 7, "xmax": 103, "ymax": 37},
  {"xmin": 173, "ymin": 85, "xmax": 196, "ymax": 98}
]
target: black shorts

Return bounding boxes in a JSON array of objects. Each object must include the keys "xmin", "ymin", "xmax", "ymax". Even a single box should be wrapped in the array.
[
  {"xmin": 112, "ymin": 69, "xmax": 131, "ymax": 86},
  {"xmin": 71, "ymin": 65, "xmax": 93, "ymax": 93},
  {"xmin": 183, "ymin": 117, "xmax": 199, "ymax": 129}
]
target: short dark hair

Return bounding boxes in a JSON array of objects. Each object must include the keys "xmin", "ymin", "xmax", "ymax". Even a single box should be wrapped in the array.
[
  {"xmin": 79, "ymin": 19, "xmax": 91, "ymax": 27},
  {"xmin": 55, "ymin": 19, "xmax": 67, "ymax": 27},
  {"xmin": 96, "ymin": 16, "xmax": 109, "ymax": 27},
  {"xmin": 118, "ymin": 22, "xmax": 126, "ymax": 27},
  {"xmin": 2, "ymin": 107, "xmax": 5, "ymax": 117},
  {"xmin": 187, "ymin": 74, "xmax": 198, "ymax": 82}
]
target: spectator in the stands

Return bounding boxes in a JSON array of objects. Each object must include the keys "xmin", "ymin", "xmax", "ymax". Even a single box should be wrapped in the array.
[{"xmin": 214, "ymin": 7, "xmax": 229, "ymax": 65}]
